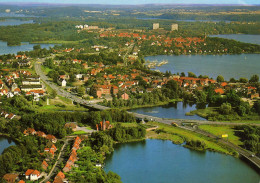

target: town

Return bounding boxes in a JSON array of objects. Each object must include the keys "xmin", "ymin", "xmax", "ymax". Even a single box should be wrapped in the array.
[{"xmin": 0, "ymin": 2, "xmax": 260, "ymax": 183}]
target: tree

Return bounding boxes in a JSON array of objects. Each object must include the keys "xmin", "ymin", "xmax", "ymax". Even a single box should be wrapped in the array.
[
  {"xmin": 219, "ymin": 103, "xmax": 232, "ymax": 115},
  {"xmin": 33, "ymin": 44, "xmax": 41, "ymax": 50},
  {"xmin": 217, "ymin": 75, "xmax": 224, "ymax": 83},
  {"xmin": 77, "ymin": 86, "xmax": 86, "ymax": 97},
  {"xmin": 249, "ymin": 74, "xmax": 259, "ymax": 83},
  {"xmin": 180, "ymin": 72, "xmax": 185, "ymax": 77},
  {"xmin": 229, "ymin": 78, "xmax": 236, "ymax": 83},
  {"xmin": 239, "ymin": 77, "xmax": 248, "ymax": 83},
  {"xmin": 188, "ymin": 72, "xmax": 197, "ymax": 78},
  {"xmin": 50, "ymin": 90, "xmax": 57, "ymax": 99}
]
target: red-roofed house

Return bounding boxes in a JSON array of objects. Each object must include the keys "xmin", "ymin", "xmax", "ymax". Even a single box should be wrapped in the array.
[
  {"xmin": 41, "ymin": 160, "xmax": 48, "ymax": 170},
  {"xmin": 45, "ymin": 135, "xmax": 57, "ymax": 143},
  {"xmin": 25, "ymin": 169, "xmax": 40, "ymax": 181},
  {"xmin": 63, "ymin": 163, "xmax": 71, "ymax": 173},
  {"xmin": 53, "ymin": 171, "xmax": 65, "ymax": 183},
  {"xmin": 215, "ymin": 88, "xmax": 225, "ymax": 95}
]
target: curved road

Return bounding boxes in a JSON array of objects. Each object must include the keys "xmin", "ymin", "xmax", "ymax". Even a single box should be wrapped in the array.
[{"xmin": 35, "ymin": 58, "xmax": 260, "ymax": 170}]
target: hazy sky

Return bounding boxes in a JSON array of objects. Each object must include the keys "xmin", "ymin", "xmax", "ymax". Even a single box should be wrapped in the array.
[{"xmin": 0, "ymin": 0, "xmax": 258, "ymax": 5}]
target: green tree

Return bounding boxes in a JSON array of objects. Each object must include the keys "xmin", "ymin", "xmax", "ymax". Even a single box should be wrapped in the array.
[
  {"xmin": 219, "ymin": 103, "xmax": 232, "ymax": 115},
  {"xmin": 239, "ymin": 77, "xmax": 248, "ymax": 83},
  {"xmin": 217, "ymin": 75, "xmax": 224, "ymax": 83},
  {"xmin": 77, "ymin": 86, "xmax": 86, "ymax": 97},
  {"xmin": 188, "ymin": 72, "xmax": 197, "ymax": 78},
  {"xmin": 249, "ymin": 74, "xmax": 259, "ymax": 83}
]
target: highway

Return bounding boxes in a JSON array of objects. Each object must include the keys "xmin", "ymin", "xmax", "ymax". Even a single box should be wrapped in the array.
[{"xmin": 35, "ymin": 58, "xmax": 260, "ymax": 171}]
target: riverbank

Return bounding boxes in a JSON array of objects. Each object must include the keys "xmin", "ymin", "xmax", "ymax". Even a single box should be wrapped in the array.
[
  {"xmin": 187, "ymin": 107, "xmax": 260, "ymax": 124},
  {"xmin": 145, "ymin": 122, "xmax": 238, "ymax": 156}
]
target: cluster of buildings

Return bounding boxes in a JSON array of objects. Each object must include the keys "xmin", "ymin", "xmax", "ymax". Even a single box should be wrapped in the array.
[
  {"xmin": 0, "ymin": 69, "xmax": 45, "ymax": 100},
  {"xmin": 153, "ymin": 23, "xmax": 178, "ymax": 31},
  {"xmin": 3, "ymin": 168, "xmax": 42, "ymax": 182},
  {"xmin": 0, "ymin": 109, "xmax": 16, "ymax": 120},
  {"xmin": 63, "ymin": 136, "xmax": 82, "ymax": 173},
  {"xmin": 75, "ymin": 24, "xmax": 99, "ymax": 30},
  {"xmin": 23, "ymin": 128, "xmax": 57, "ymax": 143}
]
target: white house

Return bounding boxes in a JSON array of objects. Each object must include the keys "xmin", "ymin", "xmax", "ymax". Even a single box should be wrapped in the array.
[
  {"xmin": 7, "ymin": 92, "xmax": 14, "ymax": 98},
  {"xmin": 61, "ymin": 79, "xmax": 67, "ymax": 87},
  {"xmin": 25, "ymin": 169, "xmax": 40, "ymax": 181},
  {"xmin": 57, "ymin": 78, "xmax": 67, "ymax": 87}
]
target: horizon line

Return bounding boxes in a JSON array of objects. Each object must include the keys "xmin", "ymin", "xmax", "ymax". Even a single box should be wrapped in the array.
[{"xmin": 0, "ymin": 2, "xmax": 259, "ymax": 6}]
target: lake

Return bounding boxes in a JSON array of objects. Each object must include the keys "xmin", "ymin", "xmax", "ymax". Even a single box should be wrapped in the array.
[
  {"xmin": 0, "ymin": 19, "xmax": 34, "ymax": 26},
  {"xmin": 145, "ymin": 54, "xmax": 260, "ymax": 80},
  {"xmin": 209, "ymin": 34, "xmax": 260, "ymax": 45},
  {"xmin": 0, "ymin": 136, "xmax": 16, "ymax": 154},
  {"xmin": 129, "ymin": 102, "xmax": 206, "ymax": 120},
  {"xmin": 0, "ymin": 12, "xmax": 35, "ymax": 17},
  {"xmin": 137, "ymin": 18, "xmax": 231, "ymax": 23},
  {"xmin": 104, "ymin": 139, "xmax": 260, "ymax": 183},
  {"xmin": 0, "ymin": 40, "xmax": 57, "ymax": 55}
]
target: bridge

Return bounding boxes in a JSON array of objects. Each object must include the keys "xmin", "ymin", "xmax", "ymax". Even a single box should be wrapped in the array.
[{"xmin": 35, "ymin": 58, "xmax": 260, "ymax": 171}]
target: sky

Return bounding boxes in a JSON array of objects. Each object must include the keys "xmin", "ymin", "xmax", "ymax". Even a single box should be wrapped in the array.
[{"xmin": 0, "ymin": 0, "xmax": 259, "ymax": 5}]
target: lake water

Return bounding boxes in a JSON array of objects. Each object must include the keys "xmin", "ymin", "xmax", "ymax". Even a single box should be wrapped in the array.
[
  {"xmin": 129, "ymin": 102, "xmax": 206, "ymax": 120},
  {"xmin": 0, "ymin": 13, "xmax": 35, "ymax": 17},
  {"xmin": 104, "ymin": 140, "xmax": 260, "ymax": 183},
  {"xmin": 0, "ymin": 136, "xmax": 16, "ymax": 154},
  {"xmin": 0, "ymin": 41, "xmax": 57, "ymax": 55},
  {"xmin": 209, "ymin": 34, "xmax": 260, "ymax": 45},
  {"xmin": 137, "ymin": 18, "xmax": 231, "ymax": 23},
  {"xmin": 0, "ymin": 19, "xmax": 34, "ymax": 26},
  {"xmin": 146, "ymin": 54, "xmax": 260, "ymax": 80}
]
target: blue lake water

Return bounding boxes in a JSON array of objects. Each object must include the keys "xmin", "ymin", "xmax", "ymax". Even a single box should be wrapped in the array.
[
  {"xmin": 129, "ymin": 102, "xmax": 206, "ymax": 120},
  {"xmin": 0, "ymin": 40, "xmax": 57, "ymax": 55},
  {"xmin": 209, "ymin": 34, "xmax": 260, "ymax": 45},
  {"xmin": 0, "ymin": 19, "xmax": 34, "ymax": 26},
  {"xmin": 104, "ymin": 139, "xmax": 260, "ymax": 183},
  {"xmin": 0, "ymin": 136, "xmax": 16, "ymax": 154},
  {"xmin": 146, "ymin": 54, "xmax": 260, "ymax": 80}
]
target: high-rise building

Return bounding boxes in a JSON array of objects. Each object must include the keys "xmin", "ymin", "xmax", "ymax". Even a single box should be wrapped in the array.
[
  {"xmin": 171, "ymin": 24, "xmax": 178, "ymax": 31},
  {"xmin": 153, "ymin": 23, "xmax": 159, "ymax": 30}
]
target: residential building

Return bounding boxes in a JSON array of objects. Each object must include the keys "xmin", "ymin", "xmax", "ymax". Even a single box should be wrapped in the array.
[
  {"xmin": 153, "ymin": 23, "xmax": 159, "ymax": 30},
  {"xmin": 25, "ymin": 169, "xmax": 40, "ymax": 181}
]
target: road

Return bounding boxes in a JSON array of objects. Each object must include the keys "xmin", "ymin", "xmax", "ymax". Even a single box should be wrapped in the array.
[{"xmin": 35, "ymin": 58, "xmax": 260, "ymax": 170}]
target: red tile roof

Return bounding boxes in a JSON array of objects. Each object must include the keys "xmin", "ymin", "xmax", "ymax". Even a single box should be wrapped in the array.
[{"xmin": 25, "ymin": 169, "xmax": 40, "ymax": 176}]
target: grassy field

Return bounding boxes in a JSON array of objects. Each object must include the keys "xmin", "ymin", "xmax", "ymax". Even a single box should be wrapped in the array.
[
  {"xmin": 186, "ymin": 107, "xmax": 216, "ymax": 118},
  {"xmin": 198, "ymin": 125, "xmax": 243, "ymax": 146},
  {"xmin": 36, "ymin": 104, "xmax": 88, "ymax": 112},
  {"xmin": 146, "ymin": 122, "xmax": 236, "ymax": 155},
  {"xmin": 120, "ymin": 123, "xmax": 139, "ymax": 128},
  {"xmin": 41, "ymin": 65, "xmax": 53, "ymax": 75},
  {"xmin": 72, "ymin": 131, "xmax": 88, "ymax": 135}
]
